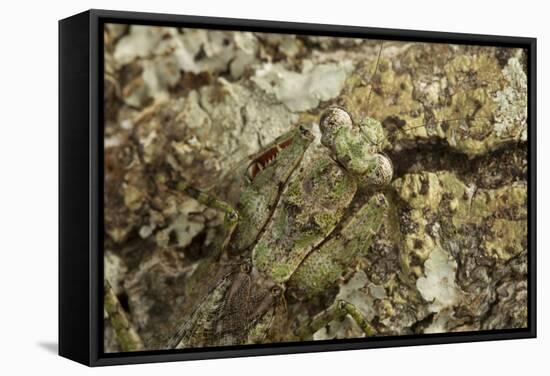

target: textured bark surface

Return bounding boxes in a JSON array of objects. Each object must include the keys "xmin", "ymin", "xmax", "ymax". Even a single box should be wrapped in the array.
[{"xmin": 103, "ymin": 24, "xmax": 528, "ymax": 351}]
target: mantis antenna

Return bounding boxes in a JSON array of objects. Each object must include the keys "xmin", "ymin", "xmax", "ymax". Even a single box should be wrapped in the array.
[{"xmin": 365, "ymin": 40, "xmax": 384, "ymax": 118}]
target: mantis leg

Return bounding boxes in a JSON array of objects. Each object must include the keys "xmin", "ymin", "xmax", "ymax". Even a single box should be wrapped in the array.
[
  {"xmin": 104, "ymin": 280, "xmax": 144, "ymax": 352},
  {"xmin": 296, "ymin": 299, "xmax": 376, "ymax": 340},
  {"xmin": 176, "ymin": 182, "xmax": 238, "ymax": 219},
  {"xmin": 176, "ymin": 181, "xmax": 239, "ymax": 253},
  {"xmin": 288, "ymin": 193, "xmax": 387, "ymax": 340}
]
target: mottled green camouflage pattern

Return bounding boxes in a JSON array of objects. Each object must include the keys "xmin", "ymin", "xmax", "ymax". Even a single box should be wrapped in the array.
[{"xmin": 166, "ymin": 108, "xmax": 391, "ymax": 348}]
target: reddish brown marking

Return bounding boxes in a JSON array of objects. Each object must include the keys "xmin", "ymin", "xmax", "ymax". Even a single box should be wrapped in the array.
[
  {"xmin": 279, "ymin": 138, "xmax": 293, "ymax": 149},
  {"xmin": 247, "ymin": 138, "xmax": 294, "ymax": 180}
]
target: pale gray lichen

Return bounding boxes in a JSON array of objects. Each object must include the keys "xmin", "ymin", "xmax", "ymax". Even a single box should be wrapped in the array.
[
  {"xmin": 104, "ymin": 250, "xmax": 128, "ymax": 295},
  {"xmin": 416, "ymin": 247, "xmax": 461, "ymax": 312},
  {"xmin": 423, "ymin": 308, "xmax": 455, "ymax": 334},
  {"xmin": 261, "ymin": 34, "xmax": 301, "ymax": 57},
  {"xmin": 114, "ymin": 25, "xmax": 179, "ymax": 65},
  {"xmin": 114, "ymin": 27, "xmax": 262, "ymax": 108},
  {"xmin": 176, "ymin": 29, "xmax": 259, "ymax": 79},
  {"xmin": 174, "ymin": 91, "xmax": 211, "ymax": 137},
  {"xmin": 252, "ymin": 60, "xmax": 354, "ymax": 112},
  {"xmin": 155, "ymin": 199, "xmax": 206, "ymax": 248},
  {"xmin": 195, "ymin": 77, "xmax": 299, "ymax": 164},
  {"xmin": 142, "ymin": 56, "xmax": 182, "ymax": 100},
  {"xmin": 230, "ymin": 32, "xmax": 260, "ymax": 78},
  {"xmin": 493, "ymin": 55, "xmax": 528, "ymax": 141}
]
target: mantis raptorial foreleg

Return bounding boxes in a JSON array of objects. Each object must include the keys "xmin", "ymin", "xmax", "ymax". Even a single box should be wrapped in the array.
[
  {"xmin": 175, "ymin": 181, "xmax": 239, "ymax": 253},
  {"xmin": 296, "ymin": 300, "xmax": 376, "ymax": 340}
]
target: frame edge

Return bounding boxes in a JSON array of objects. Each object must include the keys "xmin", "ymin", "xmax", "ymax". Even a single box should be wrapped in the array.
[
  {"xmin": 76, "ymin": 8, "xmax": 537, "ymax": 366},
  {"xmin": 59, "ymin": 10, "xmax": 93, "ymax": 366}
]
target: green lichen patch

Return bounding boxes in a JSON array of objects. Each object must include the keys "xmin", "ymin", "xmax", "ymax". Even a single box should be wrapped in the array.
[
  {"xmin": 484, "ymin": 219, "xmax": 527, "ymax": 261},
  {"xmin": 390, "ymin": 169, "xmax": 527, "ymax": 328},
  {"xmin": 342, "ymin": 44, "xmax": 527, "ymax": 158}
]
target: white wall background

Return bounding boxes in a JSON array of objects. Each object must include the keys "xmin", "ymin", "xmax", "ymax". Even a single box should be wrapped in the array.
[{"xmin": 0, "ymin": 0, "xmax": 546, "ymax": 374}]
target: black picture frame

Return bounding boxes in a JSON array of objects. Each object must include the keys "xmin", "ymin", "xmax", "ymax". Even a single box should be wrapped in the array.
[{"xmin": 59, "ymin": 9, "xmax": 537, "ymax": 367}]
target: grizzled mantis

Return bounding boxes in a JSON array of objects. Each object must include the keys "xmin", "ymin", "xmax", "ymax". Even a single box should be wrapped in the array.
[{"xmin": 105, "ymin": 105, "xmax": 394, "ymax": 350}]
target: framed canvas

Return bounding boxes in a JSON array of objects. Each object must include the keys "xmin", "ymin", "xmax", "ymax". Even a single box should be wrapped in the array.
[{"xmin": 59, "ymin": 9, "xmax": 537, "ymax": 366}]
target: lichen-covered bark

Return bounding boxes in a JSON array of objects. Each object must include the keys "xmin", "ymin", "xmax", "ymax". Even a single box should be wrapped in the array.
[{"xmin": 103, "ymin": 24, "xmax": 527, "ymax": 351}]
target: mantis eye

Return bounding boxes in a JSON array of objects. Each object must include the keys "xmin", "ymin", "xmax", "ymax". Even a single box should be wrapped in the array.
[
  {"xmin": 320, "ymin": 107, "xmax": 353, "ymax": 136},
  {"xmin": 368, "ymin": 153, "xmax": 393, "ymax": 186}
]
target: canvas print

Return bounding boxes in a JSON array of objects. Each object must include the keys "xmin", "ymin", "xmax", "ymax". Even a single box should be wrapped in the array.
[{"xmin": 102, "ymin": 23, "xmax": 528, "ymax": 353}]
